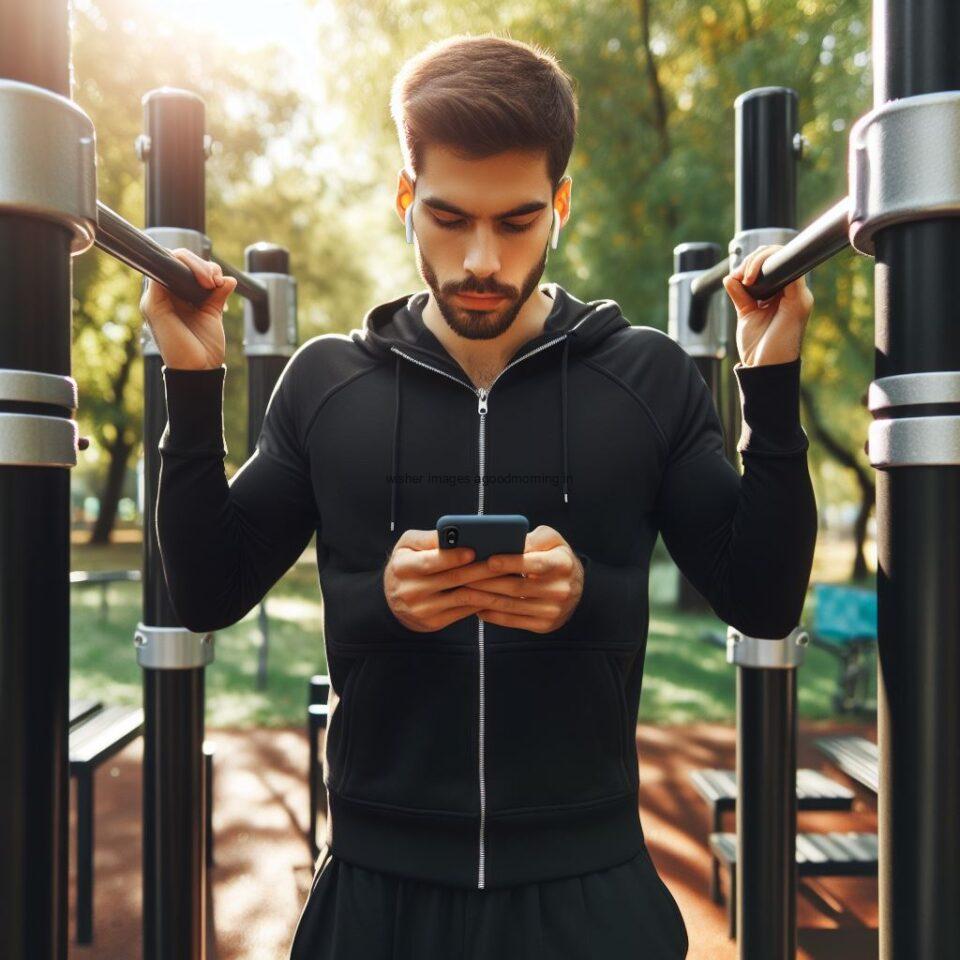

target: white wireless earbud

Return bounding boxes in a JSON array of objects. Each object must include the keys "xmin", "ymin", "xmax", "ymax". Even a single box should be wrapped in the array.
[
  {"xmin": 405, "ymin": 202, "xmax": 415, "ymax": 244},
  {"xmin": 550, "ymin": 208, "xmax": 562, "ymax": 250}
]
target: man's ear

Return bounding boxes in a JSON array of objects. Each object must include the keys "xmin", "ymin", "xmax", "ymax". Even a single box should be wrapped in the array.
[
  {"xmin": 554, "ymin": 175, "xmax": 573, "ymax": 229},
  {"xmin": 395, "ymin": 169, "xmax": 415, "ymax": 224}
]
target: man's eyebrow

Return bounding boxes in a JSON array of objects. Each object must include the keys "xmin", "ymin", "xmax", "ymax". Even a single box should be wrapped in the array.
[{"xmin": 421, "ymin": 197, "xmax": 548, "ymax": 219}]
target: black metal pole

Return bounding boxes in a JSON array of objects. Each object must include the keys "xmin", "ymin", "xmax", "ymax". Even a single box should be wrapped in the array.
[
  {"xmin": 139, "ymin": 89, "xmax": 209, "ymax": 960},
  {"xmin": 733, "ymin": 86, "xmax": 800, "ymax": 960},
  {"xmin": 0, "ymin": 2, "xmax": 72, "ymax": 957},
  {"xmin": 243, "ymin": 243, "xmax": 298, "ymax": 691},
  {"xmin": 872, "ymin": 2, "xmax": 960, "ymax": 957}
]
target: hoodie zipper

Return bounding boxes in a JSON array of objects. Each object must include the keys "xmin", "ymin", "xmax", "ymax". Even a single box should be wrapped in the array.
[{"xmin": 390, "ymin": 313, "xmax": 591, "ymax": 890}]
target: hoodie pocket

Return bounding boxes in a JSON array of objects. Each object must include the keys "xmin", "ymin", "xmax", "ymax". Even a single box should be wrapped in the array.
[
  {"xmin": 338, "ymin": 652, "xmax": 479, "ymax": 813},
  {"xmin": 486, "ymin": 648, "xmax": 631, "ymax": 812}
]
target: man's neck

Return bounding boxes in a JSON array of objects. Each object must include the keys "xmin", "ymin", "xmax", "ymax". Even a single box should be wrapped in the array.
[{"xmin": 421, "ymin": 287, "xmax": 556, "ymax": 392}]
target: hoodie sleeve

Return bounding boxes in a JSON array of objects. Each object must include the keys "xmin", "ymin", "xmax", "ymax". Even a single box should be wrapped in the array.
[
  {"xmin": 155, "ymin": 355, "xmax": 320, "ymax": 633},
  {"xmin": 649, "ymin": 353, "xmax": 817, "ymax": 638},
  {"xmin": 554, "ymin": 552, "xmax": 648, "ymax": 641}
]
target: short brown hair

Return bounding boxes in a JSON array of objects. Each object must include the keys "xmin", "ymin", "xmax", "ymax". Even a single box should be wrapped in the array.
[{"xmin": 390, "ymin": 34, "xmax": 578, "ymax": 192}]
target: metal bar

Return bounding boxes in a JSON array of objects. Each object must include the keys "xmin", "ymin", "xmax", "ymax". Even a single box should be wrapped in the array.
[
  {"xmin": 0, "ymin": 2, "xmax": 72, "ymax": 958},
  {"xmin": 733, "ymin": 86, "xmax": 799, "ymax": 960},
  {"xmin": 690, "ymin": 197, "xmax": 850, "ymax": 304},
  {"xmin": 210, "ymin": 252, "xmax": 269, "ymax": 332},
  {"xmin": 139, "ymin": 88, "xmax": 208, "ymax": 960},
  {"xmin": 873, "ymin": 2, "xmax": 960, "ymax": 959},
  {"xmin": 94, "ymin": 201, "xmax": 268, "ymax": 322}
]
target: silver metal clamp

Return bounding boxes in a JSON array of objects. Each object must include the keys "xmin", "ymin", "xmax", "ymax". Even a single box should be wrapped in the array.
[
  {"xmin": 669, "ymin": 269, "xmax": 729, "ymax": 358},
  {"xmin": 244, "ymin": 273, "xmax": 298, "ymax": 357},
  {"xmin": 867, "ymin": 370, "xmax": 960, "ymax": 467},
  {"xmin": 0, "ymin": 80, "xmax": 97, "ymax": 254},
  {"xmin": 727, "ymin": 624, "xmax": 809, "ymax": 669},
  {"xmin": 729, "ymin": 227, "xmax": 800, "ymax": 267},
  {"xmin": 134, "ymin": 622, "xmax": 215, "ymax": 669},
  {"xmin": 0, "ymin": 369, "xmax": 79, "ymax": 467},
  {"xmin": 849, "ymin": 91, "xmax": 960, "ymax": 256}
]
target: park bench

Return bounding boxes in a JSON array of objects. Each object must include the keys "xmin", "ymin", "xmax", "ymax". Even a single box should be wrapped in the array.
[
  {"xmin": 307, "ymin": 674, "xmax": 330, "ymax": 861},
  {"xmin": 70, "ymin": 569, "xmax": 141, "ymax": 622},
  {"xmin": 689, "ymin": 767, "xmax": 855, "ymax": 903},
  {"xmin": 67, "ymin": 700, "xmax": 216, "ymax": 944},
  {"xmin": 808, "ymin": 583, "xmax": 877, "ymax": 715},
  {"xmin": 69, "ymin": 703, "xmax": 144, "ymax": 944},
  {"xmin": 710, "ymin": 830, "xmax": 879, "ymax": 938},
  {"xmin": 815, "ymin": 735, "xmax": 879, "ymax": 794}
]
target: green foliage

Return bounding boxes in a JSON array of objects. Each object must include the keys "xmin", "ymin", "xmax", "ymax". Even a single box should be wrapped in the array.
[{"xmin": 71, "ymin": 0, "xmax": 375, "ymax": 484}]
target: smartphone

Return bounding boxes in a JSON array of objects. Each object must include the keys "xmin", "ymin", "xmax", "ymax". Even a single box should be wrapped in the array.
[{"xmin": 436, "ymin": 514, "xmax": 529, "ymax": 562}]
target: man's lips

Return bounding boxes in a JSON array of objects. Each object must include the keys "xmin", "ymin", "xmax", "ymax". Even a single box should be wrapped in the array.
[{"xmin": 456, "ymin": 293, "xmax": 507, "ymax": 309}]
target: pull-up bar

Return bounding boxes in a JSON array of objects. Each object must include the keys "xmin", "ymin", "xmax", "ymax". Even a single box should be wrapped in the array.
[
  {"xmin": 689, "ymin": 197, "xmax": 851, "ymax": 314},
  {"xmin": 94, "ymin": 200, "xmax": 271, "ymax": 333}
]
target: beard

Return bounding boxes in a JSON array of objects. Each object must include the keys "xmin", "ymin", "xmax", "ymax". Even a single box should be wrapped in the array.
[{"xmin": 417, "ymin": 240, "xmax": 550, "ymax": 342}]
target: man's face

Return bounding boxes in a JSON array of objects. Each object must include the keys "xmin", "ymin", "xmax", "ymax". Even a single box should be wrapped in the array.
[{"xmin": 401, "ymin": 145, "xmax": 565, "ymax": 341}]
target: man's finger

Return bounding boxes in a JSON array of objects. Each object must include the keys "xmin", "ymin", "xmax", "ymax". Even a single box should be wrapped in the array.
[
  {"xmin": 394, "ymin": 544, "xmax": 476, "ymax": 577},
  {"xmin": 395, "ymin": 528, "xmax": 440, "ymax": 551},
  {"xmin": 465, "ymin": 574, "xmax": 548, "ymax": 598},
  {"xmin": 486, "ymin": 547, "xmax": 569, "ymax": 577}
]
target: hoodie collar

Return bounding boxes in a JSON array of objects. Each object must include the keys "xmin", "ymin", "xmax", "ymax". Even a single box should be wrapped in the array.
[{"xmin": 351, "ymin": 284, "xmax": 631, "ymax": 534}]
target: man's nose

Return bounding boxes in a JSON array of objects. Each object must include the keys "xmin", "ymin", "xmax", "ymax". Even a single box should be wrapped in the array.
[{"xmin": 463, "ymin": 226, "xmax": 501, "ymax": 277}]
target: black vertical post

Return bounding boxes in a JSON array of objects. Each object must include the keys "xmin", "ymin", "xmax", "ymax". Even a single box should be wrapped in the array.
[
  {"xmin": 139, "ymin": 89, "xmax": 209, "ymax": 960},
  {"xmin": 244, "ymin": 243, "xmax": 297, "ymax": 691},
  {"xmin": 733, "ymin": 87, "xmax": 800, "ymax": 960},
  {"xmin": 871, "ymin": 2, "xmax": 960, "ymax": 957},
  {"xmin": 0, "ymin": 2, "xmax": 72, "ymax": 957}
]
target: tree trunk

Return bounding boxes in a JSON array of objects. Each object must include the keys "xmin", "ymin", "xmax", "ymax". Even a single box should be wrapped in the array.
[
  {"xmin": 798, "ymin": 384, "xmax": 875, "ymax": 582},
  {"xmin": 87, "ymin": 326, "xmax": 138, "ymax": 545},
  {"xmin": 89, "ymin": 432, "xmax": 132, "ymax": 544}
]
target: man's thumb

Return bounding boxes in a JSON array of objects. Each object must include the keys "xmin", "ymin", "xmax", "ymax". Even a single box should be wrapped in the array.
[{"xmin": 397, "ymin": 528, "xmax": 439, "ymax": 550}]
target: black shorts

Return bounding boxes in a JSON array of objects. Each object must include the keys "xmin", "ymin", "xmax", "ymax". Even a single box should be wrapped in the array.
[{"xmin": 287, "ymin": 844, "xmax": 688, "ymax": 959}]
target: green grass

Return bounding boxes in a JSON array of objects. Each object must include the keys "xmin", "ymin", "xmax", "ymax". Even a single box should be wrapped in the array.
[{"xmin": 70, "ymin": 541, "xmax": 874, "ymax": 728}]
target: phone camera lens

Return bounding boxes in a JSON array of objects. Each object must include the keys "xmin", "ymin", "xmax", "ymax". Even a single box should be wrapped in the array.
[{"xmin": 444, "ymin": 526, "xmax": 459, "ymax": 546}]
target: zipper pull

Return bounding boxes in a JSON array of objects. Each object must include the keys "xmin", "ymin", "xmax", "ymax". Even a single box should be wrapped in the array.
[{"xmin": 477, "ymin": 388, "xmax": 487, "ymax": 415}]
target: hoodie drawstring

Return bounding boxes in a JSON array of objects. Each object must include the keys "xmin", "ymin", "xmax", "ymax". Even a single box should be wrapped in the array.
[{"xmin": 390, "ymin": 353, "xmax": 402, "ymax": 533}]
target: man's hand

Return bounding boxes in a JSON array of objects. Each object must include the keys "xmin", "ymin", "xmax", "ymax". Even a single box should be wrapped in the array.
[
  {"xmin": 383, "ymin": 528, "xmax": 506, "ymax": 632},
  {"xmin": 722, "ymin": 243, "xmax": 813, "ymax": 367},
  {"xmin": 461, "ymin": 525, "xmax": 585, "ymax": 634},
  {"xmin": 139, "ymin": 248, "xmax": 237, "ymax": 371}
]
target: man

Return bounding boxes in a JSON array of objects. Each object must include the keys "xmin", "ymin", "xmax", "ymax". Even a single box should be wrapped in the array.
[{"xmin": 143, "ymin": 33, "xmax": 816, "ymax": 960}]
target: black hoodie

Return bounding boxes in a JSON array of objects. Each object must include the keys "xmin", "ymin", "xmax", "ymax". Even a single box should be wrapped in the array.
[{"xmin": 156, "ymin": 282, "xmax": 817, "ymax": 890}]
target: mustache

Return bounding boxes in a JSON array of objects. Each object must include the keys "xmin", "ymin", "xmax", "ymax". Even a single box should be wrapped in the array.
[{"xmin": 447, "ymin": 283, "xmax": 515, "ymax": 298}]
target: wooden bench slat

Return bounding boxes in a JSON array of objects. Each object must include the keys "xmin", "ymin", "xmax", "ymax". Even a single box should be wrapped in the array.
[
  {"xmin": 690, "ymin": 767, "xmax": 853, "ymax": 806},
  {"xmin": 815, "ymin": 736, "xmax": 879, "ymax": 793},
  {"xmin": 796, "ymin": 833, "xmax": 831, "ymax": 863},
  {"xmin": 69, "ymin": 699, "xmax": 102, "ymax": 728},
  {"xmin": 710, "ymin": 831, "xmax": 877, "ymax": 872},
  {"xmin": 811, "ymin": 833, "xmax": 851, "ymax": 862},
  {"xmin": 70, "ymin": 706, "xmax": 144, "ymax": 767}
]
